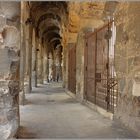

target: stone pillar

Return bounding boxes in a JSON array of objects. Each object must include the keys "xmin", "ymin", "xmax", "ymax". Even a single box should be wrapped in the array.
[
  {"xmin": 31, "ymin": 29, "xmax": 37, "ymax": 87},
  {"xmin": 27, "ymin": 21, "xmax": 33, "ymax": 93},
  {"xmin": 19, "ymin": 2, "xmax": 26, "ymax": 105},
  {"xmin": 55, "ymin": 47, "xmax": 62, "ymax": 82},
  {"xmin": 48, "ymin": 52, "xmax": 53, "ymax": 82},
  {"xmin": 25, "ymin": 38, "xmax": 29, "ymax": 80},
  {"xmin": 45, "ymin": 45, "xmax": 49, "ymax": 82},
  {"xmin": 41, "ymin": 42, "xmax": 44, "ymax": 83},
  {"xmin": 0, "ymin": 2, "xmax": 20, "ymax": 139},
  {"xmin": 59, "ymin": 48, "xmax": 63, "ymax": 81},
  {"xmin": 43, "ymin": 44, "xmax": 48, "ymax": 83},
  {"xmin": 52, "ymin": 51, "xmax": 56, "ymax": 81},
  {"xmin": 62, "ymin": 44, "xmax": 68, "ymax": 88},
  {"xmin": 46, "ymin": 58, "xmax": 49, "ymax": 82},
  {"xmin": 60, "ymin": 54, "xmax": 63, "ymax": 81},
  {"xmin": 38, "ymin": 39, "xmax": 43, "ymax": 84},
  {"xmin": 34, "ymin": 36, "xmax": 38, "ymax": 87}
]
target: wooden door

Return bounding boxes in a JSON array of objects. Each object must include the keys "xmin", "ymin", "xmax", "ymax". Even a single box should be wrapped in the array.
[
  {"xmin": 68, "ymin": 43, "xmax": 76, "ymax": 94},
  {"xmin": 84, "ymin": 21, "xmax": 118, "ymax": 113},
  {"xmin": 84, "ymin": 35, "xmax": 96, "ymax": 103}
]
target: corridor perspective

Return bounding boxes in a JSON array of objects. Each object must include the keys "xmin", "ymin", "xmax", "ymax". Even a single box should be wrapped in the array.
[
  {"xmin": 18, "ymin": 82, "xmax": 137, "ymax": 138},
  {"xmin": 0, "ymin": 1, "xmax": 140, "ymax": 139}
]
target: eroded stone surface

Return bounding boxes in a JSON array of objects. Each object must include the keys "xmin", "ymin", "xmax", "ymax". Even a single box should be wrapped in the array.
[
  {"xmin": 0, "ymin": 2, "xmax": 20, "ymax": 139},
  {"xmin": 108, "ymin": 3, "xmax": 140, "ymax": 135}
]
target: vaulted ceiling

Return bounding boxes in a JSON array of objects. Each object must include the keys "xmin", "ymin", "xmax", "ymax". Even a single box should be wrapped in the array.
[{"xmin": 30, "ymin": 2, "xmax": 68, "ymax": 50}]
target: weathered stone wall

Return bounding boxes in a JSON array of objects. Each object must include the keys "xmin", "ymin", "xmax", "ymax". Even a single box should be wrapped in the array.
[
  {"xmin": 114, "ymin": 2, "xmax": 140, "ymax": 135},
  {"xmin": 0, "ymin": 2, "xmax": 20, "ymax": 139}
]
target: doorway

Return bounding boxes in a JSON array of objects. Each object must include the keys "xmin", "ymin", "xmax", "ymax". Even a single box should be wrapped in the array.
[
  {"xmin": 68, "ymin": 43, "xmax": 76, "ymax": 94},
  {"xmin": 84, "ymin": 21, "xmax": 118, "ymax": 113}
]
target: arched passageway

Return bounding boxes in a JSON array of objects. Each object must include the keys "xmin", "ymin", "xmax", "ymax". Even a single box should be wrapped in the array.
[{"xmin": 0, "ymin": 1, "xmax": 140, "ymax": 139}]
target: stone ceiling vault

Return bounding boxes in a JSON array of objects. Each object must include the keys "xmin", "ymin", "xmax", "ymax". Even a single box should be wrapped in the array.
[{"xmin": 30, "ymin": 1, "xmax": 68, "ymax": 51}]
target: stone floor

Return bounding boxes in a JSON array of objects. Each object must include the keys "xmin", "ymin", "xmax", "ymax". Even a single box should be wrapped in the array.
[{"xmin": 18, "ymin": 82, "xmax": 138, "ymax": 139}]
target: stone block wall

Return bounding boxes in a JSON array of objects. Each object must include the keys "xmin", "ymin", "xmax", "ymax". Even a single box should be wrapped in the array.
[
  {"xmin": 114, "ymin": 2, "xmax": 140, "ymax": 135},
  {"xmin": 0, "ymin": 2, "xmax": 20, "ymax": 139}
]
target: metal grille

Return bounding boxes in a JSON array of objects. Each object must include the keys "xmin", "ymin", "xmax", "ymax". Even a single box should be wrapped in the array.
[{"xmin": 84, "ymin": 21, "xmax": 118, "ymax": 113}]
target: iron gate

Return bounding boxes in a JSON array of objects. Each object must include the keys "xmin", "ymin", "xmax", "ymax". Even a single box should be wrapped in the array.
[
  {"xmin": 68, "ymin": 43, "xmax": 76, "ymax": 94},
  {"xmin": 84, "ymin": 21, "xmax": 118, "ymax": 113}
]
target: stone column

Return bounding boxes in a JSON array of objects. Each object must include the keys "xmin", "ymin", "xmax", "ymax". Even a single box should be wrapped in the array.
[
  {"xmin": 48, "ymin": 52, "xmax": 53, "ymax": 82},
  {"xmin": 34, "ymin": 36, "xmax": 38, "ymax": 87},
  {"xmin": 25, "ymin": 38, "xmax": 29, "ymax": 80},
  {"xmin": 41, "ymin": 42, "xmax": 44, "ymax": 83},
  {"xmin": 28, "ymin": 20, "xmax": 33, "ymax": 93},
  {"xmin": 0, "ymin": 2, "xmax": 20, "ymax": 139},
  {"xmin": 46, "ymin": 58, "xmax": 49, "ymax": 82},
  {"xmin": 38, "ymin": 39, "xmax": 43, "ymax": 84},
  {"xmin": 31, "ymin": 29, "xmax": 37, "ymax": 87},
  {"xmin": 43, "ymin": 44, "xmax": 48, "ymax": 83},
  {"xmin": 45, "ymin": 45, "xmax": 49, "ymax": 83},
  {"xmin": 19, "ymin": 2, "xmax": 26, "ymax": 105},
  {"xmin": 62, "ymin": 44, "xmax": 68, "ymax": 88},
  {"xmin": 59, "ymin": 48, "xmax": 63, "ymax": 81},
  {"xmin": 55, "ymin": 47, "xmax": 62, "ymax": 82},
  {"xmin": 52, "ymin": 51, "xmax": 56, "ymax": 81}
]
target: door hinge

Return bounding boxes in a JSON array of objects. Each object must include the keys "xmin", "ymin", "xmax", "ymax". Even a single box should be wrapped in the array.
[{"xmin": 86, "ymin": 66, "xmax": 87, "ymax": 71}]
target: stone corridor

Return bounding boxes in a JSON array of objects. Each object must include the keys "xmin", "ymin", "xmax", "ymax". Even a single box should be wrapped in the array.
[
  {"xmin": 18, "ymin": 82, "xmax": 137, "ymax": 139},
  {"xmin": 0, "ymin": 2, "xmax": 140, "ymax": 139}
]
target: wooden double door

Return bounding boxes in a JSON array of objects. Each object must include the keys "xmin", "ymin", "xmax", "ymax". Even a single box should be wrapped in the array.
[{"xmin": 84, "ymin": 22, "xmax": 118, "ymax": 113}]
